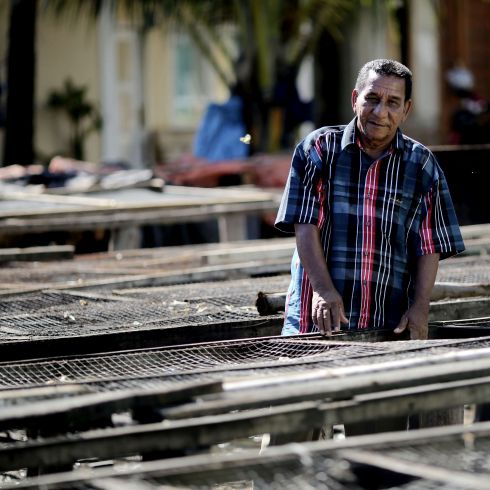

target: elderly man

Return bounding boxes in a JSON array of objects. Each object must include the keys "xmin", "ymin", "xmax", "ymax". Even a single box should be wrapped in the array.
[{"xmin": 276, "ymin": 59, "xmax": 464, "ymax": 340}]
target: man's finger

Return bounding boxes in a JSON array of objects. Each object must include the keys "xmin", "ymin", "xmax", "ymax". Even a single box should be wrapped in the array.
[
  {"xmin": 393, "ymin": 316, "xmax": 408, "ymax": 334},
  {"xmin": 319, "ymin": 310, "xmax": 332, "ymax": 336},
  {"xmin": 331, "ymin": 306, "xmax": 341, "ymax": 332},
  {"xmin": 339, "ymin": 306, "xmax": 349, "ymax": 325}
]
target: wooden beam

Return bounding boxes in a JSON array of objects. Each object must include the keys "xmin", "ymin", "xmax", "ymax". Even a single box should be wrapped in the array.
[
  {"xmin": 0, "ymin": 381, "xmax": 222, "ymax": 433},
  {"xmin": 255, "ymin": 291, "xmax": 490, "ymax": 321},
  {"xmin": 0, "ymin": 245, "xmax": 74, "ymax": 263},
  {"xmin": 8, "ymin": 422, "xmax": 490, "ymax": 489},
  {"xmin": 2, "ymin": 374, "xmax": 490, "ymax": 471},
  {"xmin": 339, "ymin": 448, "xmax": 489, "ymax": 489},
  {"xmin": 0, "ymin": 259, "xmax": 291, "ymax": 296}
]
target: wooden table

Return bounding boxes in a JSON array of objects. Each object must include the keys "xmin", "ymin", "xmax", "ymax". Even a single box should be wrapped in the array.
[{"xmin": 0, "ymin": 185, "xmax": 281, "ymax": 249}]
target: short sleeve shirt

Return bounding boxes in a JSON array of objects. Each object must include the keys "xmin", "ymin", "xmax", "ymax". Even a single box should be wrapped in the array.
[{"xmin": 275, "ymin": 118, "xmax": 465, "ymax": 333}]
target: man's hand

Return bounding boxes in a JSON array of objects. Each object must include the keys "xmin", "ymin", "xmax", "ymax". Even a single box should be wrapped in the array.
[
  {"xmin": 312, "ymin": 289, "xmax": 348, "ymax": 336},
  {"xmin": 393, "ymin": 302, "xmax": 430, "ymax": 340}
]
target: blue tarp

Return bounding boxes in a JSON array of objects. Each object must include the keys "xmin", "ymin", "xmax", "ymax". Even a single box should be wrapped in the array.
[{"xmin": 193, "ymin": 96, "xmax": 249, "ymax": 162}]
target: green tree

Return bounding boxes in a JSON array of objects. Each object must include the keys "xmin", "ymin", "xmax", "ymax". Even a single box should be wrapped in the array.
[
  {"xmin": 47, "ymin": 78, "xmax": 102, "ymax": 161},
  {"xmin": 48, "ymin": 0, "xmax": 357, "ymax": 153}
]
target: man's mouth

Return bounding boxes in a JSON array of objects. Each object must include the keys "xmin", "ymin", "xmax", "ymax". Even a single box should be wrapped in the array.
[{"xmin": 368, "ymin": 120, "xmax": 385, "ymax": 128}]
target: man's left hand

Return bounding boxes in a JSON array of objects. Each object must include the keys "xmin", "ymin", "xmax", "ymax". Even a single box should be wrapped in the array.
[{"xmin": 393, "ymin": 302, "xmax": 430, "ymax": 340}]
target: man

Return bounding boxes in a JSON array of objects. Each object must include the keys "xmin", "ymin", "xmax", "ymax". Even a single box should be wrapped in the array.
[{"xmin": 276, "ymin": 59, "xmax": 465, "ymax": 340}]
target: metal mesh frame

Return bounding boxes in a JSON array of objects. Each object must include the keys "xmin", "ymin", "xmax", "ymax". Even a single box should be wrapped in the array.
[
  {"xmin": 0, "ymin": 302, "xmax": 270, "ymax": 339},
  {"xmin": 0, "ymin": 276, "xmax": 292, "ymax": 339},
  {"xmin": 1, "ymin": 252, "xmax": 488, "ymax": 291},
  {"xmin": 435, "ymin": 256, "xmax": 490, "ymax": 284},
  {"xmin": 0, "ymin": 291, "xmax": 118, "ymax": 315},
  {"xmin": 1, "ymin": 337, "xmax": 489, "ymax": 393}
]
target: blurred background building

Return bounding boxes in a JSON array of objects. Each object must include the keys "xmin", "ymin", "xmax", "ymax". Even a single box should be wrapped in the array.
[{"xmin": 0, "ymin": 0, "xmax": 488, "ymax": 169}]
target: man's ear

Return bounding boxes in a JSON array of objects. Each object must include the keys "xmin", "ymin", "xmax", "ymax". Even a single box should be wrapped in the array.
[
  {"xmin": 402, "ymin": 99, "xmax": 413, "ymax": 121},
  {"xmin": 351, "ymin": 89, "xmax": 359, "ymax": 112}
]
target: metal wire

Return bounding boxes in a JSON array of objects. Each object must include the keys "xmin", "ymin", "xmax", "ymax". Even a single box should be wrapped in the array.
[
  {"xmin": 0, "ymin": 275, "xmax": 291, "ymax": 340},
  {"xmin": 0, "ymin": 337, "xmax": 489, "ymax": 392}
]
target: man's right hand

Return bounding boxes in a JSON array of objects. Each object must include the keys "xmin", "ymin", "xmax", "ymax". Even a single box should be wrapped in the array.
[{"xmin": 311, "ymin": 289, "xmax": 348, "ymax": 336}]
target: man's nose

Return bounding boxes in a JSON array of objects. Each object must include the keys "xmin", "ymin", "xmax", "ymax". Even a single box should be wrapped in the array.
[{"xmin": 373, "ymin": 102, "xmax": 388, "ymax": 117}]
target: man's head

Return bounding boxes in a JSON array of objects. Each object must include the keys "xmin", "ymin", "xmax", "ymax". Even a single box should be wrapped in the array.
[
  {"xmin": 352, "ymin": 59, "xmax": 413, "ymax": 154},
  {"xmin": 356, "ymin": 59, "xmax": 412, "ymax": 101}
]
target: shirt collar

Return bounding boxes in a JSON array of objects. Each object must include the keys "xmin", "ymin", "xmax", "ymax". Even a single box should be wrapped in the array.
[{"xmin": 341, "ymin": 117, "xmax": 405, "ymax": 153}]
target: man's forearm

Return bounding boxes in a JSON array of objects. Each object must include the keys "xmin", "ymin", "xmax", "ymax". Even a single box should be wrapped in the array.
[
  {"xmin": 294, "ymin": 223, "xmax": 347, "ymax": 333},
  {"xmin": 394, "ymin": 253, "xmax": 439, "ymax": 339},
  {"xmin": 294, "ymin": 223, "xmax": 334, "ymax": 294},
  {"xmin": 414, "ymin": 253, "xmax": 440, "ymax": 306}
]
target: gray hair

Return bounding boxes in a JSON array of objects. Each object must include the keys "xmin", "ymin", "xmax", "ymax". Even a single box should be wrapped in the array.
[{"xmin": 355, "ymin": 59, "xmax": 412, "ymax": 101}]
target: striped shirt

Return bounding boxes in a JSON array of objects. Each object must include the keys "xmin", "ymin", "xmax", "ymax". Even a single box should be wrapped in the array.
[{"xmin": 275, "ymin": 118, "xmax": 465, "ymax": 333}]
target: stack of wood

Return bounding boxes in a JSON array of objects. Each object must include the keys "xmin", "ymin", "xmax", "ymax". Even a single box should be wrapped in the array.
[{"xmin": 0, "ymin": 224, "xmax": 489, "ymax": 488}]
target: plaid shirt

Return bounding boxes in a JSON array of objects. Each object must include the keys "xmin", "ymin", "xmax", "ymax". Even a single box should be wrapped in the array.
[{"xmin": 275, "ymin": 118, "xmax": 465, "ymax": 333}]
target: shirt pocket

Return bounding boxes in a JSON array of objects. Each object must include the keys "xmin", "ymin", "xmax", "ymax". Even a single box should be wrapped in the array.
[{"xmin": 377, "ymin": 189, "xmax": 404, "ymax": 238}]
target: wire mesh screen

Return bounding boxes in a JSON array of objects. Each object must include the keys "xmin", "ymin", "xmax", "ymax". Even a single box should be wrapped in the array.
[
  {"xmin": 0, "ymin": 276, "xmax": 292, "ymax": 340},
  {"xmin": 0, "ymin": 302, "xmax": 271, "ymax": 339},
  {"xmin": 436, "ymin": 256, "xmax": 490, "ymax": 284},
  {"xmin": 0, "ymin": 291, "xmax": 118, "ymax": 315},
  {"xmin": 1, "ymin": 337, "xmax": 489, "ymax": 392}
]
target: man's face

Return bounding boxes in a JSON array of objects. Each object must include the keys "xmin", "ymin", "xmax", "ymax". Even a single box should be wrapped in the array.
[{"xmin": 352, "ymin": 70, "xmax": 412, "ymax": 149}]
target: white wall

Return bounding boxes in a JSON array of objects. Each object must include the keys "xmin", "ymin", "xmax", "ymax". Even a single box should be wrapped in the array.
[
  {"xmin": 339, "ymin": 1, "xmax": 399, "ymax": 122},
  {"xmin": 405, "ymin": 0, "xmax": 441, "ymax": 144},
  {"xmin": 35, "ymin": 11, "xmax": 101, "ymax": 164}
]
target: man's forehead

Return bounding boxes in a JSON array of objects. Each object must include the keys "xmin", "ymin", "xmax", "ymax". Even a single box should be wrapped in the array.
[{"xmin": 361, "ymin": 70, "xmax": 405, "ymax": 97}]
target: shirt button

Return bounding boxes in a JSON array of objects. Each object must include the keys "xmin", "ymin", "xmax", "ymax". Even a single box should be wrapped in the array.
[
  {"xmin": 362, "ymin": 280, "xmax": 367, "ymax": 286},
  {"xmin": 366, "ymin": 220, "xmax": 371, "ymax": 227},
  {"xmin": 364, "ymin": 251, "xmax": 369, "ymax": 256}
]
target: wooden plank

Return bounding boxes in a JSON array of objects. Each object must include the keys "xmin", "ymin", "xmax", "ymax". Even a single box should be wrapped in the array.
[
  {"xmin": 0, "ymin": 385, "xmax": 89, "ymax": 401},
  {"xmin": 0, "ymin": 259, "xmax": 291, "ymax": 296},
  {"xmin": 0, "ymin": 381, "xmax": 222, "ymax": 433},
  {"xmin": 460, "ymin": 223, "xmax": 490, "ymax": 239},
  {"xmin": 0, "ymin": 245, "xmax": 74, "ymax": 263},
  {"xmin": 7, "ymin": 421, "xmax": 490, "ymax": 489},
  {"xmin": 429, "ymin": 297, "xmax": 490, "ymax": 322},
  {"xmin": 339, "ymin": 448, "xmax": 489, "ymax": 489},
  {"xmin": 460, "ymin": 236, "xmax": 490, "ymax": 256},
  {"xmin": 0, "ymin": 401, "xmax": 323, "ymax": 471},
  {"xmin": 0, "ymin": 201, "xmax": 278, "ymax": 234},
  {"xmin": 43, "ymin": 290, "xmax": 135, "ymax": 302},
  {"xmin": 431, "ymin": 282, "xmax": 490, "ymax": 300},
  {"xmin": 256, "ymin": 291, "xmax": 490, "ymax": 320},
  {"xmin": 217, "ymin": 214, "xmax": 247, "ymax": 242},
  {"xmin": 2, "ymin": 374, "xmax": 490, "ymax": 472}
]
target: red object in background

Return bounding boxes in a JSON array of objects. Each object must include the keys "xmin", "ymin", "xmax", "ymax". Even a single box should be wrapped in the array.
[{"xmin": 156, "ymin": 153, "xmax": 291, "ymax": 189}]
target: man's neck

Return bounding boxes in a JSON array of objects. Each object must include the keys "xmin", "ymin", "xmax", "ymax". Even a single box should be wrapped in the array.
[{"xmin": 357, "ymin": 134, "xmax": 391, "ymax": 160}]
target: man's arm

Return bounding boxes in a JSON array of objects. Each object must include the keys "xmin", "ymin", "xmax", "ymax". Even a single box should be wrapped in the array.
[
  {"xmin": 394, "ymin": 253, "xmax": 440, "ymax": 339},
  {"xmin": 295, "ymin": 223, "xmax": 348, "ymax": 335}
]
